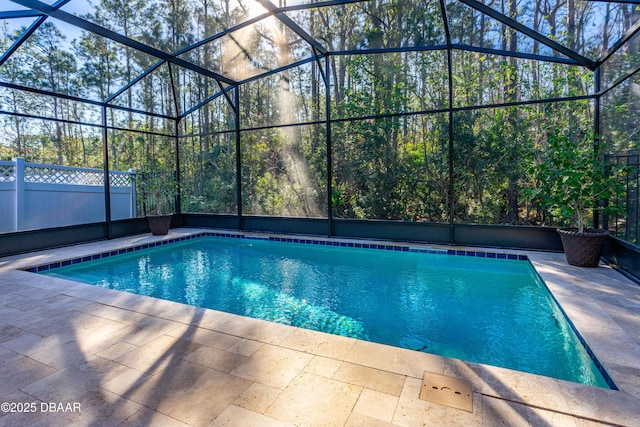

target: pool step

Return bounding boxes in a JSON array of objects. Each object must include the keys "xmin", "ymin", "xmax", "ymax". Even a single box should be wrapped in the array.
[{"xmin": 419, "ymin": 371, "xmax": 473, "ymax": 412}]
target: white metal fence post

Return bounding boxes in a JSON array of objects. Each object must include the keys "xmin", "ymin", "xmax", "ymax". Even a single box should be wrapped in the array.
[{"xmin": 14, "ymin": 157, "xmax": 24, "ymax": 231}]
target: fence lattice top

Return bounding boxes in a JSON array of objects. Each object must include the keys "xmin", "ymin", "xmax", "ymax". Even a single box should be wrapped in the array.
[
  {"xmin": 25, "ymin": 165, "xmax": 106, "ymax": 185},
  {"xmin": 0, "ymin": 163, "xmax": 15, "ymax": 182},
  {"xmin": 0, "ymin": 160, "xmax": 132, "ymax": 187}
]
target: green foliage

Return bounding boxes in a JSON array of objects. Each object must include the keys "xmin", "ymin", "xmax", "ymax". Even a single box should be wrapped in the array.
[
  {"xmin": 527, "ymin": 130, "xmax": 625, "ymax": 233},
  {"xmin": 137, "ymin": 172, "xmax": 179, "ymax": 216},
  {"xmin": 0, "ymin": 0, "xmax": 636, "ymax": 237}
]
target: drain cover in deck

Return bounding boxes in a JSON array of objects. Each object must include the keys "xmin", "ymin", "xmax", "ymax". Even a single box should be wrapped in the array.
[{"xmin": 419, "ymin": 371, "xmax": 473, "ymax": 412}]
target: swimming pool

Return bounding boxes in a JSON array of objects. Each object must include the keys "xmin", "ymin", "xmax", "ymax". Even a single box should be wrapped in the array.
[{"xmin": 39, "ymin": 234, "xmax": 612, "ymax": 388}]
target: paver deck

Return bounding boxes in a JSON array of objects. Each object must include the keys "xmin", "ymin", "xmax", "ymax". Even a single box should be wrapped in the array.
[{"xmin": 0, "ymin": 228, "xmax": 639, "ymax": 426}]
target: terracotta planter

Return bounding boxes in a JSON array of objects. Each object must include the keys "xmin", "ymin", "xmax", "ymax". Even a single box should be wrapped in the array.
[
  {"xmin": 557, "ymin": 228, "xmax": 608, "ymax": 268},
  {"xmin": 147, "ymin": 214, "xmax": 172, "ymax": 235}
]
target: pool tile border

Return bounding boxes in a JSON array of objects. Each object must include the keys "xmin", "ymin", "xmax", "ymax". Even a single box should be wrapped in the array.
[
  {"xmin": 536, "ymin": 273, "xmax": 619, "ymax": 390},
  {"xmin": 23, "ymin": 231, "xmax": 528, "ymax": 273}
]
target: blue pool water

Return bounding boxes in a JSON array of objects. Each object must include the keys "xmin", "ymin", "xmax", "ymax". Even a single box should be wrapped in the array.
[{"xmin": 42, "ymin": 236, "xmax": 611, "ymax": 387}]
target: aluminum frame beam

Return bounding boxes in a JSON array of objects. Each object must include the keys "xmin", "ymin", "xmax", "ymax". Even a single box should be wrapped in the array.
[
  {"xmin": 331, "ymin": 45, "xmax": 448, "ymax": 55},
  {"xmin": 596, "ymin": 18, "xmax": 640, "ymax": 67},
  {"xmin": 10, "ymin": 0, "xmax": 237, "ymax": 86},
  {"xmin": 255, "ymin": 0, "xmax": 328, "ymax": 55},
  {"xmin": 0, "ymin": 108, "xmax": 102, "ymax": 128},
  {"xmin": 276, "ymin": 0, "xmax": 370, "ymax": 13},
  {"xmin": 180, "ymin": 86, "xmax": 232, "ymax": 119},
  {"xmin": 0, "ymin": 15, "xmax": 47, "ymax": 67},
  {"xmin": 0, "ymin": 0, "xmax": 70, "ymax": 67},
  {"xmin": 177, "ymin": 92, "xmax": 595, "ymax": 135},
  {"xmin": 0, "ymin": 10, "xmax": 42, "ymax": 19},
  {"xmin": 458, "ymin": 0, "xmax": 595, "ymax": 69},
  {"xmin": 168, "ymin": 0, "xmax": 367, "ymax": 62},
  {"xmin": 108, "ymin": 9, "xmax": 266, "ymax": 114},
  {"xmin": 238, "ymin": 55, "xmax": 322, "ymax": 86},
  {"xmin": 0, "ymin": 80, "xmax": 177, "ymax": 120},
  {"xmin": 0, "ymin": 80, "xmax": 103, "ymax": 106},
  {"xmin": 4, "ymin": 0, "xmax": 605, "ymax": 116},
  {"xmin": 452, "ymin": 44, "xmax": 581, "ymax": 66},
  {"xmin": 598, "ymin": 64, "xmax": 640, "ymax": 97},
  {"xmin": 104, "ymin": 62, "xmax": 164, "ymax": 104}
]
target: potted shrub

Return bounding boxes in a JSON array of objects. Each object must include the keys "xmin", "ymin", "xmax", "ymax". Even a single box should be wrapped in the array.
[
  {"xmin": 138, "ymin": 172, "xmax": 178, "ymax": 236},
  {"xmin": 530, "ymin": 130, "xmax": 624, "ymax": 267}
]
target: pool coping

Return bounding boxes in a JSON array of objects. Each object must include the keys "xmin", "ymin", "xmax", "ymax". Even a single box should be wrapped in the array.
[
  {"xmin": 23, "ymin": 229, "xmax": 617, "ymax": 389},
  {"xmin": 21, "ymin": 231, "xmax": 530, "ymax": 274},
  {"xmin": 1, "ymin": 228, "xmax": 639, "ymax": 426}
]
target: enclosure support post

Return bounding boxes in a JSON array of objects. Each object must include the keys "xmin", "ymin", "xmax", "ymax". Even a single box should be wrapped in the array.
[
  {"xmin": 594, "ymin": 67, "xmax": 602, "ymax": 230},
  {"xmin": 447, "ymin": 49, "xmax": 454, "ymax": 244},
  {"xmin": 174, "ymin": 118, "xmax": 181, "ymax": 215},
  {"xmin": 440, "ymin": 0, "xmax": 455, "ymax": 244},
  {"xmin": 101, "ymin": 105, "xmax": 112, "ymax": 239},
  {"xmin": 325, "ymin": 55, "xmax": 333, "ymax": 237},
  {"xmin": 235, "ymin": 86, "xmax": 243, "ymax": 230}
]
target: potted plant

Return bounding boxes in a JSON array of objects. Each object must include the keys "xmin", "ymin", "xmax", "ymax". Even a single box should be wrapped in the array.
[
  {"xmin": 138, "ymin": 172, "xmax": 178, "ymax": 235},
  {"xmin": 529, "ymin": 129, "xmax": 624, "ymax": 267}
]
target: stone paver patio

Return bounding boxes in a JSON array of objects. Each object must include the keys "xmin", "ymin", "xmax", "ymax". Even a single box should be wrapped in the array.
[{"xmin": 0, "ymin": 228, "xmax": 639, "ymax": 426}]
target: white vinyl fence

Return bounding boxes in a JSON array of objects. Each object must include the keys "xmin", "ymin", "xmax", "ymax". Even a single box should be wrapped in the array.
[{"xmin": 0, "ymin": 158, "xmax": 136, "ymax": 233}]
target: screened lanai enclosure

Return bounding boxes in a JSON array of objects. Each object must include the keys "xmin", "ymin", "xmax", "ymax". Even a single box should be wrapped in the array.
[{"xmin": 0, "ymin": 0, "xmax": 639, "ymax": 278}]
